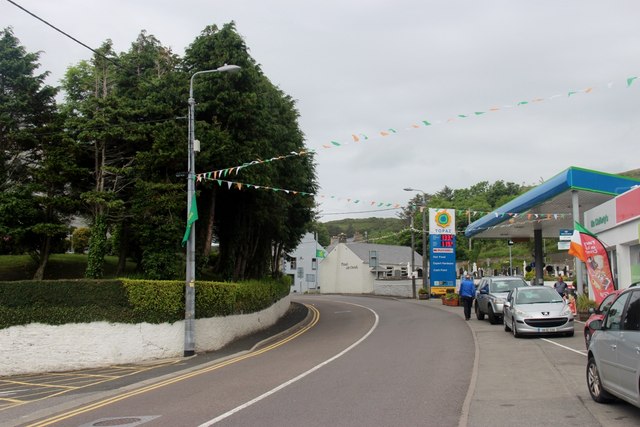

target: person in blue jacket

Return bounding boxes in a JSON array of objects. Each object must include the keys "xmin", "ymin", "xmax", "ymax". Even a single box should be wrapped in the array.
[{"xmin": 459, "ymin": 273, "xmax": 476, "ymax": 320}]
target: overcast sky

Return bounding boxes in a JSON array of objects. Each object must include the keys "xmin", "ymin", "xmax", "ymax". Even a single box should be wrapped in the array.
[{"xmin": 3, "ymin": 0, "xmax": 640, "ymax": 222}]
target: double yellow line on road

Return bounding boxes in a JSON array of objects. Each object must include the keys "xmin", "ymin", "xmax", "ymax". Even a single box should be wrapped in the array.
[{"xmin": 27, "ymin": 304, "xmax": 320, "ymax": 427}]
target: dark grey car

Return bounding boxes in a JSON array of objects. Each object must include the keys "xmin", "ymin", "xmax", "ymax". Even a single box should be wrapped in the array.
[{"xmin": 475, "ymin": 276, "xmax": 529, "ymax": 324}]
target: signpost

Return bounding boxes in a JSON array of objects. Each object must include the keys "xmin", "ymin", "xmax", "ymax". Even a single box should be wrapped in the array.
[{"xmin": 429, "ymin": 209, "xmax": 457, "ymax": 296}]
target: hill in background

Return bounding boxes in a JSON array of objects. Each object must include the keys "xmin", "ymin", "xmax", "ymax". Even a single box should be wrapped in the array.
[{"xmin": 322, "ymin": 217, "xmax": 405, "ymax": 244}]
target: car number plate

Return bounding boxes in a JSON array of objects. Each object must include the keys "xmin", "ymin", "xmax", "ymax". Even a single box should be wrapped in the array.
[{"xmin": 537, "ymin": 327, "xmax": 557, "ymax": 332}]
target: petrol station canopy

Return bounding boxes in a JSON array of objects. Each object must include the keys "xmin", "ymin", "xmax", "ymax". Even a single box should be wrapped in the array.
[{"xmin": 465, "ymin": 167, "xmax": 640, "ymax": 240}]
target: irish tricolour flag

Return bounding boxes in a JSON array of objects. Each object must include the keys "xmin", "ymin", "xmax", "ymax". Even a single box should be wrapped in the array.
[{"xmin": 568, "ymin": 222, "xmax": 593, "ymax": 262}]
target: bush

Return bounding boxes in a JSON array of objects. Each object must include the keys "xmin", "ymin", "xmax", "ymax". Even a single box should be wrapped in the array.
[
  {"xmin": 576, "ymin": 293, "xmax": 597, "ymax": 311},
  {"xmin": 0, "ymin": 277, "xmax": 291, "ymax": 329},
  {"xmin": 72, "ymin": 227, "xmax": 91, "ymax": 254}
]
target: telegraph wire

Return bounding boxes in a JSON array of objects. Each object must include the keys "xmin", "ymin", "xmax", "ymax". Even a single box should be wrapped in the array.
[{"xmin": 6, "ymin": 0, "xmax": 121, "ymax": 69}]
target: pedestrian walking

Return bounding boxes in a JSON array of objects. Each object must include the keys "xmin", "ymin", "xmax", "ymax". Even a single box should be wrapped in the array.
[
  {"xmin": 553, "ymin": 275, "xmax": 568, "ymax": 297},
  {"xmin": 459, "ymin": 274, "xmax": 476, "ymax": 320}
]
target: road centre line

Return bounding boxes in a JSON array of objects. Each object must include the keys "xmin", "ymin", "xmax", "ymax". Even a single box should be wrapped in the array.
[
  {"xmin": 26, "ymin": 304, "xmax": 321, "ymax": 427},
  {"xmin": 199, "ymin": 300, "xmax": 379, "ymax": 427}
]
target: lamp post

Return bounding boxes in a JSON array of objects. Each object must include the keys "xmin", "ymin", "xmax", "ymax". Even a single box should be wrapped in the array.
[
  {"xmin": 185, "ymin": 64, "xmax": 240, "ymax": 357},
  {"xmin": 410, "ymin": 210, "xmax": 416, "ymax": 298},
  {"xmin": 404, "ymin": 188, "xmax": 429, "ymax": 298},
  {"xmin": 508, "ymin": 239, "xmax": 514, "ymax": 276}
]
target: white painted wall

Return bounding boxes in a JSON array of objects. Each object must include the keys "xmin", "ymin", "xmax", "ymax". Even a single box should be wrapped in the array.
[
  {"xmin": 319, "ymin": 243, "xmax": 373, "ymax": 294},
  {"xmin": 0, "ymin": 296, "xmax": 291, "ymax": 376},
  {"xmin": 373, "ymin": 279, "xmax": 414, "ymax": 298},
  {"xmin": 283, "ymin": 232, "xmax": 325, "ymax": 293}
]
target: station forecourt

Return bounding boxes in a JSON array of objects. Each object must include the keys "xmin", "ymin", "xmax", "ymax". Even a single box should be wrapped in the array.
[{"xmin": 464, "ymin": 166, "xmax": 640, "ymax": 294}]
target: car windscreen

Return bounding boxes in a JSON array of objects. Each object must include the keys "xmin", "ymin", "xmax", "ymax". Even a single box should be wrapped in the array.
[
  {"xmin": 515, "ymin": 288, "xmax": 563, "ymax": 304},
  {"xmin": 490, "ymin": 280, "xmax": 527, "ymax": 293}
]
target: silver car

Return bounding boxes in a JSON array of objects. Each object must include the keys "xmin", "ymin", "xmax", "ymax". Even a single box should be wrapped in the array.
[
  {"xmin": 503, "ymin": 286, "xmax": 575, "ymax": 337},
  {"xmin": 475, "ymin": 276, "xmax": 529, "ymax": 324},
  {"xmin": 586, "ymin": 286, "xmax": 640, "ymax": 408}
]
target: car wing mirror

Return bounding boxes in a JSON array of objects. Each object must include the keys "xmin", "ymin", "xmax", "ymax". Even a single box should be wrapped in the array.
[
  {"xmin": 504, "ymin": 301, "xmax": 511, "ymax": 309},
  {"xmin": 588, "ymin": 307, "xmax": 596, "ymax": 314},
  {"xmin": 590, "ymin": 319, "xmax": 603, "ymax": 331}
]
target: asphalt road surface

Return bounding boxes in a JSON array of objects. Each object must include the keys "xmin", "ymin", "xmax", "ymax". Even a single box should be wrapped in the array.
[{"xmin": 2, "ymin": 295, "xmax": 640, "ymax": 427}]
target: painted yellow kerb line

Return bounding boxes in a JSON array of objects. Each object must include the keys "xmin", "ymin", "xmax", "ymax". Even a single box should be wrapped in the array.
[{"xmin": 27, "ymin": 304, "xmax": 320, "ymax": 427}]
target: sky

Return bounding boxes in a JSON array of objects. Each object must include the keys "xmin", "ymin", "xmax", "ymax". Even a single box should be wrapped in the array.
[{"xmin": 3, "ymin": 0, "xmax": 640, "ymax": 222}]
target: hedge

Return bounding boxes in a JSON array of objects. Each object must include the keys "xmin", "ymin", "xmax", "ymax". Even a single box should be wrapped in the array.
[{"xmin": 0, "ymin": 277, "xmax": 291, "ymax": 329}]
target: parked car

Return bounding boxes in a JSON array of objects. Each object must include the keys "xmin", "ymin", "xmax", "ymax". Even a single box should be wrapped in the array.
[
  {"xmin": 583, "ymin": 291, "xmax": 622, "ymax": 349},
  {"xmin": 586, "ymin": 286, "xmax": 640, "ymax": 408},
  {"xmin": 474, "ymin": 276, "xmax": 529, "ymax": 324},
  {"xmin": 583, "ymin": 282, "xmax": 639, "ymax": 349},
  {"xmin": 503, "ymin": 286, "xmax": 575, "ymax": 337}
]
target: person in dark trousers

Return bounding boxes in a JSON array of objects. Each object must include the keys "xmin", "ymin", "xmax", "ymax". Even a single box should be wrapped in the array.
[
  {"xmin": 459, "ymin": 274, "xmax": 476, "ymax": 320},
  {"xmin": 554, "ymin": 275, "xmax": 568, "ymax": 298}
]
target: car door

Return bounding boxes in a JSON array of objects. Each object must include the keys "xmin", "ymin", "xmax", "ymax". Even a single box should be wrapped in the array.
[
  {"xmin": 477, "ymin": 279, "xmax": 490, "ymax": 311},
  {"xmin": 594, "ymin": 292, "xmax": 631, "ymax": 394},
  {"xmin": 503, "ymin": 289, "xmax": 515, "ymax": 324},
  {"xmin": 616, "ymin": 289, "xmax": 640, "ymax": 402}
]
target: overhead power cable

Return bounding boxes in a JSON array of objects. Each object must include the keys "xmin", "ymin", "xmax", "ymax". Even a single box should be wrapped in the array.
[{"xmin": 6, "ymin": 0, "xmax": 121, "ymax": 69}]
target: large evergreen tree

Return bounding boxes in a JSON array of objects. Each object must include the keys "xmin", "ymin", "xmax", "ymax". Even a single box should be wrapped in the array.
[
  {"xmin": 0, "ymin": 27, "xmax": 78, "ymax": 278},
  {"xmin": 183, "ymin": 23, "xmax": 317, "ymax": 280}
]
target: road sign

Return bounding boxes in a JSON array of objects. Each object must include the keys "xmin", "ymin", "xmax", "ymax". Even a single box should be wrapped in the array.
[{"xmin": 559, "ymin": 229, "xmax": 573, "ymax": 241}]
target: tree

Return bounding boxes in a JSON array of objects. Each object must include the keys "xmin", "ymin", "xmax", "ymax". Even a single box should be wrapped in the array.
[
  {"xmin": 0, "ymin": 27, "xmax": 79, "ymax": 278},
  {"xmin": 62, "ymin": 33, "xmax": 185, "ymax": 279},
  {"xmin": 183, "ymin": 23, "xmax": 317, "ymax": 280}
]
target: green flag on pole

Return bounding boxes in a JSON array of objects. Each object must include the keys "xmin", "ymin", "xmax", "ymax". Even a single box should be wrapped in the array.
[{"xmin": 181, "ymin": 193, "xmax": 199, "ymax": 246}]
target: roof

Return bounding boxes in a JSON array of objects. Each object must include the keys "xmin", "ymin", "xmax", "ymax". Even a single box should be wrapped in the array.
[
  {"xmin": 328, "ymin": 242, "xmax": 423, "ymax": 266},
  {"xmin": 465, "ymin": 166, "xmax": 640, "ymax": 239}
]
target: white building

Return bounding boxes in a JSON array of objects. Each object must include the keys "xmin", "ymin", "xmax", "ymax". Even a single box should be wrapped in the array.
[
  {"xmin": 282, "ymin": 233, "xmax": 326, "ymax": 293},
  {"xmin": 583, "ymin": 185, "xmax": 640, "ymax": 290},
  {"xmin": 319, "ymin": 241, "xmax": 423, "ymax": 296}
]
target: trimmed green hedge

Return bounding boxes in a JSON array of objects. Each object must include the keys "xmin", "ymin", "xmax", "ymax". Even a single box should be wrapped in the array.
[{"xmin": 0, "ymin": 277, "xmax": 291, "ymax": 329}]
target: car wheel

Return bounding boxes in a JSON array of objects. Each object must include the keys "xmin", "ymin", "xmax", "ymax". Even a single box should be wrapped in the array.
[
  {"xmin": 488, "ymin": 306, "xmax": 497, "ymax": 324},
  {"xmin": 512, "ymin": 319, "xmax": 521, "ymax": 338},
  {"xmin": 587, "ymin": 357, "xmax": 614, "ymax": 403},
  {"xmin": 584, "ymin": 329, "xmax": 592, "ymax": 349},
  {"xmin": 475, "ymin": 303, "xmax": 485, "ymax": 320}
]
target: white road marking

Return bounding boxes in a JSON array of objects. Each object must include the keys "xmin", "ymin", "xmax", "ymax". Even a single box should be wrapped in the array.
[
  {"xmin": 540, "ymin": 338, "xmax": 587, "ymax": 356},
  {"xmin": 198, "ymin": 301, "xmax": 379, "ymax": 426}
]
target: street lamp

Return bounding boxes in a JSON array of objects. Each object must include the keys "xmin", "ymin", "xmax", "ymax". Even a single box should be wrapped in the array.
[
  {"xmin": 185, "ymin": 64, "xmax": 240, "ymax": 357},
  {"xmin": 404, "ymin": 188, "xmax": 429, "ymax": 299}
]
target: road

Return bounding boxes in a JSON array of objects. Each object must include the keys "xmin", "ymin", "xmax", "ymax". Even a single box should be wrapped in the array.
[{"xmin": 1, "ymin": 295, "xmax": 639, "ymax": 426}]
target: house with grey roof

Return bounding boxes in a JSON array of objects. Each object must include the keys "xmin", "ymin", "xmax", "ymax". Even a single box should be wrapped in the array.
[{"xmin": 319, "ymin": 241, "xmax": 423, "ymax": 296}]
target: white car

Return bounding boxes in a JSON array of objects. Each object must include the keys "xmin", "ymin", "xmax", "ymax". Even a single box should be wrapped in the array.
[
  {"xmin": 503, "ymin": 286, "xmax": 575, "ymax": 337},
  {"xmin": 586, "ymin": 286, "xmax": 640, "ymax": 408}
]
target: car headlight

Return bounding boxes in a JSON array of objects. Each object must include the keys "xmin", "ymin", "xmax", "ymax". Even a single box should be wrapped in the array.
[
  {"xmin": 560, "ymin": 306, "xmax": 572, "ymax": 316},
  {"xmin": 514, "ymin": 308, "xmax": 530, "ymax": 317},
  {"xmin": 493, "ymin": 297, "xmax": 505, "ymax": 304}
]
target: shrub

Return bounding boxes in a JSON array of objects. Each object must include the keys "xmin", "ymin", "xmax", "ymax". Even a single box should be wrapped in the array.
[
  {"xmin": 576, "ymin": 293, "xmax": 597, "ymax": 311},
  {"xmin": 0, "ymin": 277, "xmax": 291, "ymax": 329},
  {"xmin": 72, "ymin": 227, "xmax": 91, "ymax": 253}
]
